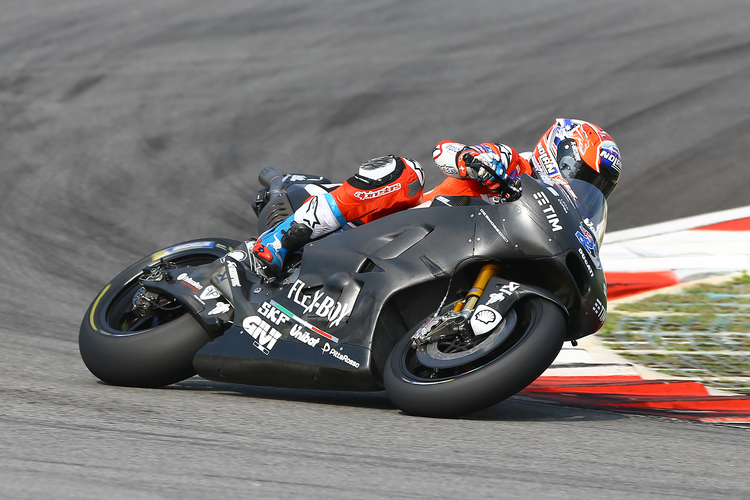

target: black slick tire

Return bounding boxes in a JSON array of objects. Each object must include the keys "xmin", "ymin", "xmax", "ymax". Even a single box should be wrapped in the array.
[
  {"xmin": 79, "ymin": 238, "xmax": 240, "ymax": 387},
  {"xmin": 383, "ymin": 297, "xmax": 566, "ymax": 418}
]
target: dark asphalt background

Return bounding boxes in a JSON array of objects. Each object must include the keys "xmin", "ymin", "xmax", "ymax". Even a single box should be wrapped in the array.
[{"xmin": 2, "ymin": 1, "xmax": 750, "ymax": 498}]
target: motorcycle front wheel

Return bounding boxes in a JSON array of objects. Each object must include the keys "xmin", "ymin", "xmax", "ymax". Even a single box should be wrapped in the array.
[
  {"xmin": 79, "ymin": 238, "xmax": 240, "ymax": 388},
  {"xmin": 383, "ymin": 297, "xmax": 565, "ymax": 418}
]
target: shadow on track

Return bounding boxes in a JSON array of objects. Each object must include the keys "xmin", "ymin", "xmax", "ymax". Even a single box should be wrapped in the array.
[{"xmin": 136, "ymin": 377, "xmax": 630, "ymax": 423}]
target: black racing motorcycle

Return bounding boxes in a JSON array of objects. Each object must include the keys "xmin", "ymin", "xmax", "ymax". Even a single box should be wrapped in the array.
[{"xmin": 79, "ymin": 167, "xmax": 609, "ymax": 417}]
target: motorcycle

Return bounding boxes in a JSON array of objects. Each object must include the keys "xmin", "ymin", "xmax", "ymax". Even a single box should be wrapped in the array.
[{"xmin": 79, "ymin": 166, "xmax": 608, "ymax": 417}]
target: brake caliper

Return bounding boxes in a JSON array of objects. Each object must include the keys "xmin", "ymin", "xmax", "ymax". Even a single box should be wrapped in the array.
[
  {"xmin": 410, "ymin": 309, "xmax": 473, "ymax": 348},
  {"xmin": 131, "ymin": 259, "xmax": 179, "ymax": 317}
]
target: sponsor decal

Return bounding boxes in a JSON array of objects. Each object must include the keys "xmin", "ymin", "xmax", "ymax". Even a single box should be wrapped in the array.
[
  {"xmin": 208, "ymin": 301, "xmax": 231, "ymax": 316},
  {"xmin": 536, "ymin": 142, "xmax": 559, "ymax": 177},
  {"xmin": 433, "ymin": 142, "xmax": 464, "ymax": 177},
  {"xmin": 257, "ymin": 301, "xmax": 291, "ymax": 326},
  {"xmin": 227, "ymin": 262, "xmax": 240, "ymax": 287},
  {"xmin": 599, "ymin": 141, "xmax": 621, "ymax": 173},
  {"xmin": 299, "ymin": 196, "xmax": 322, "ymax": 230},
  {"xmin": 532, "ymin": 191, "xmax": 563, "ymax": 232},
  {"xmin": 353, "ymin": 183, "xmax": 402, "ymax": 201},
  {"xmin": 289, "ymin": 324, "xmax": 320, "ymax": 348},
  {"xmin": 225, "ymin": 250, "xmax": 247, "ymax": 262},
  {"xmin": 575, "ymin": 224, "xmax": 602, "ymax": 270},
  {"xmin": 321, "ymin": 342, "xmax": 360, "ymax": 368},
  {"xmin": 560, "ymin": 181, "xmax": 578, "ymax": 202},
  {"xmin": 578, "ymin": 248, "xmax": 595, "ymax": 278},
  {"xmin": 592, "ymin": 298, "xmax": 607, "ymax": 323},
  {"xmin": 269, "ymin": 300, "xmax": 340, "ymax": 343},
  {"xmin": 242, "ymin": 316, "xmax": 282, "ymax": 355},
  {"xmin": 474, "ymin": 308, "xmax": 497, "ymax": 324},
  {"xmin": 433, "ymin": 141, "xmax": 464, "ymax": 157},
  {"xmin": 177, "ymin": 272, "xmax": 203, "ymax": 291},
  {"xmin": 200, "ymin": 285, "xmax": 221, "ymax": 301},
  {"xmin": 166, "ymin": 241, "xmax": 216, "ymax": 252},
  {"xmin": 284, "ymin": 174, "xmax": 325, "ymax": 183},
  {"xmin": 487, "ymin": 282, "xmax": 520, "ymax": 305},
  {"xmin": 151, "ymin": 241, "xmax": 216, "ymax": 260},
  {"xmin": 470, "ymin": 304, "xmax": 503, "ymax": 336},
  {"xmin": 557, "ymin": 199, "xmax": 570, "ymax": 214},
  {"xmin": 600, "ymin": 149, "xmax": 620, "ymax": 170},
  {"xmin": 439, "ymin": 165, "xmax": 459, "ymax": 176},
  {"xmin": 478, "ymin": 209, "xmax": 509, "ymax": 243},
  {"xmin": 287, "ymin": 279, "xmax": 351, "ymax": 328},
  {"xmin": 403, "ymin": 158, "xmax": 425, "ymax": 185},
  {"xmin": 532, "ymin": 163, "xmax": 555, "ymax": 186},
  {"xmin": 546, "ymin": 187, "xmax": 570, "ymax": 213}
]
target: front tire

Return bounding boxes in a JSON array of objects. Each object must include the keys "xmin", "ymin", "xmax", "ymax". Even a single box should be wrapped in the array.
[
  {"xmin": 79, "ymin": 238, "xmax": 240, "ymax": 388},
  {"xmin": 383, "ymin": 297, "xmax": 565, "ymax": 418}
]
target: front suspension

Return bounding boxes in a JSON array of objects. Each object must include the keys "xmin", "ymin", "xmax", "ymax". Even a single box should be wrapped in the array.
[{"xmin": 411, "ymin": 263, "xmax": 501, "ymax": 347}]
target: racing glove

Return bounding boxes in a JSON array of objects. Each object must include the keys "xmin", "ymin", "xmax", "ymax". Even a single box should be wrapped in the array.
[{"xmin": 456, "ymin": 143, "xmax": 522, "ymax": 202}]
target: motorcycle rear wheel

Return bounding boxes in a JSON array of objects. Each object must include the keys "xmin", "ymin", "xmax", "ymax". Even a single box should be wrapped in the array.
[
  {"xmin": 383, "ymin": 297, "xmax": 565, "ymax": 418},
  {"xmin": 79, "ymin": 238, "xmax": 240, "ymax": 388}
]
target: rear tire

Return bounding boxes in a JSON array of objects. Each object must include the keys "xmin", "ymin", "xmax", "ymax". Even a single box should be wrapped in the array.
[
  {"xmin": 79, "ymin": 238, "xmax": 240, "ymax": 387},
  {"xmin": 383, "ymin": 297, "xmax": 565, "ymax": 418}
]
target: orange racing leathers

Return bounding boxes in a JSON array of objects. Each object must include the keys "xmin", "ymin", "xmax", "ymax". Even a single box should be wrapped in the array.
[{"xmin": 250, "ymin": 142, "xmax": 531, "ymax": 278}]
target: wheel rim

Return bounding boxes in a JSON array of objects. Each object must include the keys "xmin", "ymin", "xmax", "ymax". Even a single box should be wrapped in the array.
[
  {"xmin": 416, "ymin": 309, "xmax": 518, "ymax": 369},
  {"xmin": 101, "ymin": 254, "xmax": 218, "ymax": 335}
]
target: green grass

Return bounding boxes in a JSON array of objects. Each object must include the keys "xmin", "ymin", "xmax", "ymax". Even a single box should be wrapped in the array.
[{"xmin": 599, "ymin": 272, "xmax": 750, "ymax": 395}]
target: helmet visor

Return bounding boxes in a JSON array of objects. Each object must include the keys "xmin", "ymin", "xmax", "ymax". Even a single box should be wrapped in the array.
[{"xmin": 558, "ymin": 153, "xmax": 617, "ymax": 199}]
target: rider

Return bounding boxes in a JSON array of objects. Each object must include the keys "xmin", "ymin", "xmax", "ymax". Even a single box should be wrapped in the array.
[{"xmin": 244, "ymin": 118, "xmax": 621, "ymax": 279}]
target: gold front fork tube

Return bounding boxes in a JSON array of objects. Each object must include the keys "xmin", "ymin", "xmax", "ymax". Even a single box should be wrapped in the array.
[{"xmin": 453, "ymin": 263, "xmax": 501, "ymax": 312}]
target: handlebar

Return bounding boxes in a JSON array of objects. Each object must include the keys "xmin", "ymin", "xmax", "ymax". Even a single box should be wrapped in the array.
[{"xmin": 258, "ymin": 167, "xmax": 284, "ymax": 198}]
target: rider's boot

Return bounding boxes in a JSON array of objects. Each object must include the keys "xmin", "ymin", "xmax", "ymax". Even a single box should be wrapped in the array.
[
  {"xmin": 222, "ymin": 239, "xmax": 270, "ymax": 277},
  {"xmin": 251, "ymin": 218, "xmax": 313, "ymax": 278},
  {"xmin": 250, "ymin": 192, "xmax": 348, "ymax": 279}
]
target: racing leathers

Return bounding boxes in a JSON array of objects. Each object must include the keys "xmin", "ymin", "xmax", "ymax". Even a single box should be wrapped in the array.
[{"xmin": 248, "ymin": 141, "xmax": 532, "ymax": 279}]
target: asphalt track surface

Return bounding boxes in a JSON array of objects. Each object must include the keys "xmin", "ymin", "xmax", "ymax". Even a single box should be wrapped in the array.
[{"xmin": 2, "ymin": 1, "xmax": 750, "ymax": 498}]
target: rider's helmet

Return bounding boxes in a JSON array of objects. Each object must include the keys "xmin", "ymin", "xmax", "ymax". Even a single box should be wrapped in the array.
[{"xmin": 531, "ymin": 118, "xmax": 622, "ymax": 200}]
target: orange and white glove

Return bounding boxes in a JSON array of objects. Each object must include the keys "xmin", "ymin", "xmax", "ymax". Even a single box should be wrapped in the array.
[{"xmin": 433, "ymin": 141, "xmax": 522, "ymax": 201}]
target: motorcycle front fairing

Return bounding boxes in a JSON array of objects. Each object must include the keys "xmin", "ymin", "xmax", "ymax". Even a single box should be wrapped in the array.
[
  {"xmin": 472, "ymin": 176, "xmax": 608, "ymax": 340},
  {"xmin": 179, "ymin": 174, "xmax": 607, "ymax": 390}
]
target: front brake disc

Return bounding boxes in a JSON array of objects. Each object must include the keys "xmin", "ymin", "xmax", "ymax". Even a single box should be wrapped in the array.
[{"xmin": 415, "ymin": 309, "xmax": 518, "ymax": 369}]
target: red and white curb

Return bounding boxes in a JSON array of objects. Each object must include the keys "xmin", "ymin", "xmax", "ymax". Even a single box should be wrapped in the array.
[
  {"xmin": 521, "ymin": 376, "xmax": 750, "ymax": 423},
  {"xmin": 601, "ymin": 205, "xmax": 750, "ymax": 299},
  {"xmin": 532, "ymin": 205, "xmax": 750, "ymax": 422}
]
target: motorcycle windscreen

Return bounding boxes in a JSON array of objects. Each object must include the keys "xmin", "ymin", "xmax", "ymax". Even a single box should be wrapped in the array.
[{"xmin": 567, "ymin": 178, "xmax": 608, "ymax": 247}]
